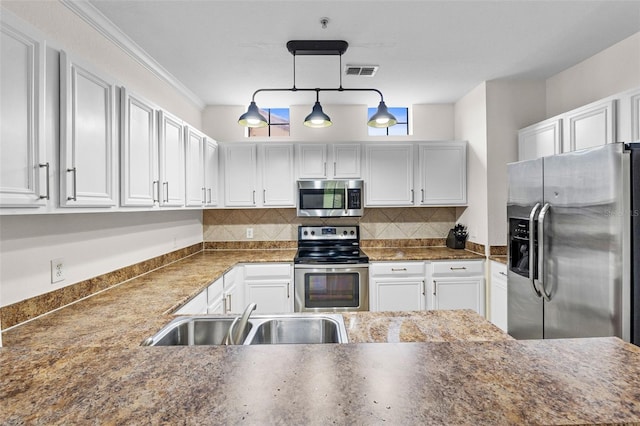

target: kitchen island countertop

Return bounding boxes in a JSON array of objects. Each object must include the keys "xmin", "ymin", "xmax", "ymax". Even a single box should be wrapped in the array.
[{"xmin": 2, "ymin": 249, "xmax": 640, "ymax": 424}]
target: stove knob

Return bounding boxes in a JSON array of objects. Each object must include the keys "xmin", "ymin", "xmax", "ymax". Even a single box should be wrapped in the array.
[
  {"xmin": 303, "ymin": 231, "xmax": 308, "ymax": 236},
  {"xmin": 343, "ymin": 230, "xmax": 348, "ymax": 235},
  {"xmin": 350, "ymin": 230, "xmax": 355, "ymax": 235},
  {"xmin": 310, "ymin": 231, "xmax": 315, "ymax": 236}
]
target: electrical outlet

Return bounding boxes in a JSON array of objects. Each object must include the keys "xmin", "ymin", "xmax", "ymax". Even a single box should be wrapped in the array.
[
  {"xmin": 246, "ymin": 228, "xmax": 254, "ymax": 239},
  {"xmin": 51, "ymin": 258, "xmax": 65, "ymax": 284}
]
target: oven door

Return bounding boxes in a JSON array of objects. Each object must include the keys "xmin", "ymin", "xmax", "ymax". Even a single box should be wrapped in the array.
[{"xmin": 294, "ymin": 264, "xmax": 369, "ymax": 312}]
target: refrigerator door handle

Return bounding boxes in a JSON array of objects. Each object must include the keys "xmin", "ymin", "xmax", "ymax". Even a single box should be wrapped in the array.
[
  {"xmin": 528, "ymin": 203, "xmax": 542, "ymax": 297},
  {"xmin": 536, "ymin": 202, "xmax": 552, "ymax": 301}
]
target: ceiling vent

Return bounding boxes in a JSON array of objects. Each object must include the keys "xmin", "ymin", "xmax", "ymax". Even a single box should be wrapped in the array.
[{"xmin": 344, "ymin": 65, "xmax": 379, "ymax": 77}]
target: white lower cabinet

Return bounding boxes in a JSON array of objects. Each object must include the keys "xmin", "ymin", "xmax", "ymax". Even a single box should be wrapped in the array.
[
  {"xmin": 223, "ymin": 267, "xmax": 244, "ymax": 314},
  {"xmin": 206, "ymin": 277, "xmax": 224, "ymax": 314},
  {"xmin": 429, "ymin": 260, "xmax": 485, "ymax": 316},
  {"xmin": 490, "ymin": 261, "xmax": 508, "ymax": 332},
  {"xmin": 369, "ymin": 262, "xmax": 426, "ymax": 312},
  {"xmin": 244, "ymin": 263, "xmax": 293, "ymax": 314},
  {"xmin": 174, "ymin": 288, "xmax": 208, "ymax": 315}
]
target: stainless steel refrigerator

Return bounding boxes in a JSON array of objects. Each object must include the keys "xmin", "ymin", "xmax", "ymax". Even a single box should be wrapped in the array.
[{"xmin": 507, "ymin": 142, "xmax": 639, "ymax": 344}]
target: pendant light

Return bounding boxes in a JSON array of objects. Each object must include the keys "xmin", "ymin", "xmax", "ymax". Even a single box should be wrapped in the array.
[
  {"xmin": 238, "ymin": 39, "xmax": 397, "ymax": 129},
  {"xmin": 304, "ymin": 91, "xmax": 332, "ymax": 127}
]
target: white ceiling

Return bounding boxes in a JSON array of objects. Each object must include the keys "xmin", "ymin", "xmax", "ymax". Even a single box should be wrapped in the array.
[{"xmin": 88, "ymin": 0, "xmax": 640, "ymax": 108}]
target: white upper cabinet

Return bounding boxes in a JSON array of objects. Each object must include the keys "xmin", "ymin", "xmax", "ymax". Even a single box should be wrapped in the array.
[
  {"xmin": 260, "ymin": 144, "xmax": 295, "ymax": 207},
  {"xmin": 204, "ymin": 138, "xmax": 219, "ymax": 207},
  {"xmin": 184, "ymin": 125, "xmax": 206, "ymax": 207},
  {"xmin": 563, "ymin": 99, "xmax": 616, "ymax": 152},
  {"xmin": 418, "ymin": 142, "xmax": 467, "ymax": 205},
  {"xmin": 120, "ymin": 89, "xmax": 158, "ymax": 207},
  {"xmin": 518, "ymin": 118, "xmax": 562, "ymax": 161},
  {"xmin": 59, "ymin": 50, "xmax": 117, "ymax": 207},
  {"xmin": 296, "ymin": 143, "xmax": 361, "ymax": 179},
  {"xmin": 0, "ymin": 15, "xmax": 48, "ymax": 208},
  {"xmin": 364, "ymin": 144, "xmax": 414, "ymax": 206},
  {"xmin": 158, "ymin": 110, "xmax": 185, "ymax": 207},
  {"xmin": 223, "ymin": 144, "xmax": 258, "ymax": 206},
  {"xmin": 223, "ymin": 143, "xmax": 294, "ymax": 207}
]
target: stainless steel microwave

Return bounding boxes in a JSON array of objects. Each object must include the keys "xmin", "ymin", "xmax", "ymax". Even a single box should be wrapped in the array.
[{"xmin": 297, "ymin": 180, "xmax": 364, "ymax": 217}]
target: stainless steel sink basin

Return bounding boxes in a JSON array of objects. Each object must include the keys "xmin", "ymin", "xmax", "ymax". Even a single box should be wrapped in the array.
[
  {"xmin": 142, "ymin": 314, "xmax": 348, "ymax": 346},
  {"xmin": 247, "ymin": 316, "xmax": 345, "ymax": 345},
  {"xmin": 142, "ymin": 317, "xmax": 252, "ymax": 346}
]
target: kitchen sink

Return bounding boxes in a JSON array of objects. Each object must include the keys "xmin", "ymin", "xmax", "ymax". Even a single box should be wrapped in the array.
[{"xmin": 142, "ymin": 314, "xmax": 348, "ymax": 346}]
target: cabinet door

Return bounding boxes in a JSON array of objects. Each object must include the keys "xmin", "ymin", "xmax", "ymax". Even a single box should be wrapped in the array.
[
  {"xmin": 245, "ymin": 280, "xmax": 293, "ymax": 313},
  {"xmin": 371, "ymin": 278, "xmax": 425, "ymax": 312},
  {"xmin": 120, "ymin": 89, "xmax": 158, "ymax": 207},
  {"xmin": 518, "ymin": 118, "xmax": 562, "ymax": 161},
  {"xmin": 490, "ymin": 262, "xmax": 508, "ymax": 332},
  {"xmin": 418, "ymin": 142, "xmax": 466, "ymax": 205},
  {"xmin": 617, "ymin": 88, "xmax": 640, "ymax": 143},
  {"xmin": 332, "ymin": 144, "xmax": 361, "ymax": 178},
  {"xmin": 261, "ymin": 144, "xmax": 294, "ymax": 206},
  {"xmin": 297, "ymin": 144, "xmax": 328, "ymax": 179},
  {"xmin": 224, "ymin": 144, "xmax": 257, "ymax": 206},
  {"xmin": 184, "ymin": 125, "xmax": 205, "ymax": 207},
  {"xmin": 204, "ymin": 138, "xmax": 218, "ymax": 206},
  {"xmin": 158, "ymin": 111, "xmax": 185, "ymax": 207},
  {"xmin": 60, "ymin": 51, "xmax": 117, "ymax": 207},
  {"xmin": 432, "ymin": 277, "xmax": 484, "ymax": 315},
  {"xmin": 364, "ymin": 144, "xmax": 414, "ymax": 206},
  {"xmin": 0, "ymin": 16, "xmax": 47, "ymax": 207},
  {"xmin": 563, "ymin": 99, "xmax": 616, "ymax": 152}
]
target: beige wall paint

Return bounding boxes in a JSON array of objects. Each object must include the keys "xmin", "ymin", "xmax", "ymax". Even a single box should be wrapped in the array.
[
  {"xmin": 203, "ymin": 207, "xmax": 459, "ymax": 242},
  {"xmin": 454, "ymin": 83, "xmax": 488, "ymax": 251},
  {"xmin": 546, "ymin": 32, "xmax": 640, "ymax": 118}
]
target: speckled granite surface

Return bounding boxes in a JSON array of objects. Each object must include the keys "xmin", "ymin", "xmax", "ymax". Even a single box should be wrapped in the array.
[
  {"xmin": 344, "ymin": 310, "xmax": 513, "ymax": 343},
  {"xmin": 2, "ymin": 249, "xmax": 640, "ymax": 424},
  {"xmin": 2, "ymin": 339, "xmax": 639, "ymax": 425},
  {"xmin": 362, "ymin": 246, "xmax": 484, "ymax": 261}
]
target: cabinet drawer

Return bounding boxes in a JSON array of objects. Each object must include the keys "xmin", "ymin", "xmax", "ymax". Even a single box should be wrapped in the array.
[
  {"xmin": 370, "ymin": 262, "xmax": 425, "ymax": 276},
  {"xmin": 491, "ymin": 260, "xmax": 507, "ymax": 277},
  {"xmin": 244, "ymin": 263, "xmax": 291, "ymax": 279},
  {"xmin": 431, "ymin": 260, "xmax": 483, "ymax": 277}
]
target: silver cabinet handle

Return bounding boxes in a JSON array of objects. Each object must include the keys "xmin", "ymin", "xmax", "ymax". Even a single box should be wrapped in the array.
[
  {"xmin": 433, "ymin": 280, "xmax": 437, "ymax": 296},
  {"xmin": 536, "ymin": 203, "xmax": 552, "ymax": 301},
  {"xmin": 391, "ymin": 268, "xmax": 407, "ymax": 272},
  {"xmin": 163, "ymin": 182, "xmax": 169, "ymax": 203},
  {"xmin": 153, "ymin": 180, "xmax": 159, "ymax": 203},
  {"xmin": 333, "ymin": 162, "xmax": 336, "ymax": 176},
  {"xmin": 287, "ymin": 282, "xmax": 290, "ymax": 298},
  {"xmin": 411, "ymin": 189, "xmax": 414, "ymax": 203},
  {"xmin": 324, "ymin": 162, "xmax": 327, "ymax": 177},
  {"xmin": 66, "ymin": 167, "xmax": 77, "ymax": 201},
  {"xmin": 529, "ymin": 203, "xmax": 542, "ymax": 297},
  {"xmin": 263, "ymin": 189, "xmax": 266, "ymax": 204},
  {"xmin": 499, "ymin": 272, "xmax": 508, "ymax": 277},
  {"xmin": 207, "ymin": 188, "xmax": 212, "ymax": 204},
  {"xmin": 422, "ymin": 280, "xmax": 425, "ymax": 296},
  {"xmin": 252, "ymin": 190, "xmax": 256, "ymax": 205},
  {"xmin": 449, "ymin": 267, "xmax": 467, "ymax": 271},
  {"xmin": 39, "ymin": 163, "xmax": 50, "ymax": 200},
  {"xmin": 421, "ymin": 188, "xmax": 424, "ymax": 203}
]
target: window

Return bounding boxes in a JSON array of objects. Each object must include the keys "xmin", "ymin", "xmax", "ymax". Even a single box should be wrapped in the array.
[
  {"xmin": 248, "ymin": 108, "xmax": 290, "ymax": 137},
  {"xmin": 367, "ymin": 107, "xmax": 409, "ymax": 136}
]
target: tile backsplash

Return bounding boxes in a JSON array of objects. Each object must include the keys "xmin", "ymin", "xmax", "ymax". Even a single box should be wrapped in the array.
[{"xmin": 203, "ymin": 207, "xmax": 460, "ymax": 241}]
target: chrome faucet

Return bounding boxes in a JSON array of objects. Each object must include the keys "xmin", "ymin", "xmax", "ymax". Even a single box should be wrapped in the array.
[{"xmin": 224, "ymin": 302, "xmax": 257, "ymax": 345}]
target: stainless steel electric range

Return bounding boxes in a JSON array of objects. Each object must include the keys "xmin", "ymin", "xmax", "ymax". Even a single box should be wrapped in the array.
[{"xmin": 293, "ymin": 225, "xmax": 369, "ymax": 312}]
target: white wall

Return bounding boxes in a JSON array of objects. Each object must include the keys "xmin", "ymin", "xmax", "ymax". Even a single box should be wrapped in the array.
[
  {"xmin": 546, "ymin": 32, "xmax": 640, "ymax": 118},
  {"xmin": 202, "ymin": 103, "xmax": 455, "ymax": 142},
  {"xmin": 454, "ymin": 83, "xmax": 488, "ymax": 250},
  {"xmin": 485, "ymin": 80, "xmax": 546, "ymax": 246},
  {"xmin": 0, "ymin": 211, "xmax": 203, "ymax": 306}
]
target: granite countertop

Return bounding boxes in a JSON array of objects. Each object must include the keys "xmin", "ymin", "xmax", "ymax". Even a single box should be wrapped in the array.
[
  {"xmin": 363, "ymin": 246, "xmax": 484, "ymax": 261},
  {"xmin": 2, "ymin": 249, "xmax": 640, "ymax": 424}
]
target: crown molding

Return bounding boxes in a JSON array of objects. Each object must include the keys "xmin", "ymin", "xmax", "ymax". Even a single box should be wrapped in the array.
[{"xmin": 60, "ymin": 0, "xmax": 205, "ymax": 110}]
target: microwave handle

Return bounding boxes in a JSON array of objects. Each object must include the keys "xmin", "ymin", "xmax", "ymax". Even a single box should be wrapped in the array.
[{"xmin": 344, "ymin": 187, "xmax": 348, "ymax": 214}]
